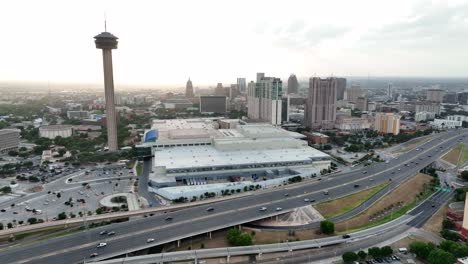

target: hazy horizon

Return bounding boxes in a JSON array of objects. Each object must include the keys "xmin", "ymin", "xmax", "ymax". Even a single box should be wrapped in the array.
[{"xmin": 1, "ymin": 0, "xmax": 468, "ymax": 86}]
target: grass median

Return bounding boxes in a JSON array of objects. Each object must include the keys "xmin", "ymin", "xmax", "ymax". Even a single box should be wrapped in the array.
[{"xmin": 314, "ymin": 183, "xmax": 389, "ymax": 219}]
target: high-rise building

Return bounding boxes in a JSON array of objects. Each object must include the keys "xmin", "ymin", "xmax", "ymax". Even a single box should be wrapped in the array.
[
  {"xmin": 200, "ymin": 95, "xmax": 227, "ymax": 113},
  {"xmin": 0, "ymin": 129, "xmax": 20, "ymax": 153},
  {"xmin": 237, "ymin": 78, "xmax": 246, "ymax": 93},
  {"xmin": 356, "ymin": 96, "xmax": 368, "ymax": 111},
  {"xmin": 185, "ymin": 78, "xmax": 194, "ymax": 98},
  {"xmin": 347, "ymin": 84, "xmax": 366, "ymax": 103},
  {"xmin": 305, "ymin": 77, "xmax": 337, "ymax": 130},
  {"xmin": 94, "ymin": 30, "xmax": 119, "ymax": 151},
  {"xmin": 229, "ymin": 84, "xmax": 239, "ymax": 99},
  {"xmin": 387, "ymin": 83, "xmax": 393, "ymax": 98},
  {"xmin": 247, "ymin": 73, "xmax": 282, "ymax": 125},
  {"xmin": 256, "ymin": 72, "xmax": 265, "ymax": 82},
  {"xmin": 287, "ymin": 74, "xmax": 299, "ymax": 94},
  {"xmin": 426, "ymin": 88, "xmax": 444, "ymax": 103},
  {"xmin": 374, "ymin": 113, "xmax": 400, "ymax": 135},
  {"xmin": 215, "ymin": 83, "xmax": 225, "ymax": 96},
  {"xmin": 443, "ymin": 92, "xmax": 457, "ymax": 104},
  {"xmin": 336, "ymin": 78, "xmax": 347, "ymax": 100}
]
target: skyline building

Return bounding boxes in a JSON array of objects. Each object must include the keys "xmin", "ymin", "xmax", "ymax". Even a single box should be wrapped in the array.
[
  {"xmin": 347, "ymin": 84, "xmax": 366, "ymax": 103},
  {"xmin": 287, "ymin": 74, "xmax": 299, "ymax": 94},
  {"xmin": 94, "ymin": 30, "xmax": 119, "ymax": 151},
  {"xmin": 426, "ymin": 88, "xmax": 444, "ymax": 103},
  {"xmin": 237, "ymin": 78, "xmax": 246, "ymax": 93},
  {"xmin": 247, "ymin": 73, "xmax": 282, "ymax": 125},
  {"xmin": 336, "ymin": 77, "xmax": 347, "ymax": 100},
  {"xmin": 305, "ymin": 77, "xmax": 337, "ymax": 130},
  {"xmin": 214, "ymin": 83, "xmax": 225, "ymax": 96},
  {"xmin": 374, "ymin": 112, "xmax": 400, "ymax": 135},
  {"xmin": 185, "ymin": 78, "xmax": 194, "ymax": 98}
]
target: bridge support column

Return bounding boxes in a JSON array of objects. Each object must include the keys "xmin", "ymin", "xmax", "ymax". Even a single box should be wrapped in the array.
[
  {"xmin": 227, "ymin": 255, "xmax": 230, "ymax": 263},
  {"xmin": 209, "ymin": 232, "xmax": 212, "ymax": 239},
  {"xmin": 238, "ymin": 225, "xmax": 241, "ymax": 230},
  {"xmin": 177, "ymin": 239, "xmax": 180, "ymax": 248},
  {"xmin": 258, "ymin": 252, "xmax": 262, "ymax": 259},
  {"xmin": 276, "ymin": 215, "xmax": 278, "ymax": 222}
]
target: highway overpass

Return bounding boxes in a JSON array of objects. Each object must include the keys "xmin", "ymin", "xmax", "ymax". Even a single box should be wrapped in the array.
[{"xmin": 0, "ymin": 129, "xmax": 465, "ymax": 264}]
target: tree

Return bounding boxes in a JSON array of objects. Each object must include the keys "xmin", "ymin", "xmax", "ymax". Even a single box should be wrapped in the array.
[
  {"xmin": 57, "ymin": 212, "xmax": 67, "ymax": 220},
  {"xmin": 342, "ymin": 252, "xmax": 358, "ymax": 263},
  {"xmin": 357, "ymin": 250, "xmax": 367, "ymax": 260},
  {"xmin": 27, "ymin": 218, "xmax": 38, "ymax": 225},
  {"xmin": 0, "ymin": 186, "xmax": 12, "ymax": 194},
  {"xmin": 461, "ymin": 171, "xmax": 468, "ymax": 181},
  {"xmin": 320, "ymin": 220, "xmax": 335, "ymax": 234},
  {"xmin": 441, "ymin": 229, "xmax": 460, "ymax": 241},
  {"xmin": 226, "ymin": 228, "xmax": 253, "ymax": 246},
  {"xmin": 0, "ymin": 223, "xmax": 3, "ymax": 230},
  {"xmin": 427, "ymin": 249, "xmax": 455, "ymax": 264},
  {"xmin": 7, "ymin": 223, "xmax": 13, "ymax": 229},
  {"xmin": 409, "ymin": 241, "xmax": 435, "ymax": 259},
  {"xmin": 368, "ymin": 247, "xmax": 381, "ymax": 258},
  {"xmin": 442, "ymin": 219, "xmax": 454, "ymax": 229},
  {"xmin": 380, "ymin": 246, "xmax": 393, "ymax": 257}
]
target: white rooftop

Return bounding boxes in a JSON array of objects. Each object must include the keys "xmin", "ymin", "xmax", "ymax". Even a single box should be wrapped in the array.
[{"xmin": 154, "ymin": 144, "xmax": 329, "ymax": 170}]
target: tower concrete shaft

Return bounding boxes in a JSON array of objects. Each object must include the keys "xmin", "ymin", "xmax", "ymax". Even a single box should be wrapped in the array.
[
  {"xmin": 101, "ymin": 49, "xmax": 118, "ymax": 151},
  {"xmin": 95, "ymin": 31, "xmax": 119, "ymax": 152}
]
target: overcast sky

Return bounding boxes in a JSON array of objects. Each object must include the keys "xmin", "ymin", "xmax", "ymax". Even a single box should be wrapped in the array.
[{"xmin": 1, "ymin": 0, "xmax": 467, "ymax": 86}]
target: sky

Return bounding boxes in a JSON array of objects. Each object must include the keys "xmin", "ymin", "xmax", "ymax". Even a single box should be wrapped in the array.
[{"xmin": 1, "ymin": 0, "xmax": 468, "ymax": 87}]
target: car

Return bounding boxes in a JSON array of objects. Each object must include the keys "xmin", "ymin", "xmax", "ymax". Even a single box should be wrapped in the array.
[
  {"xmin": 147, "ymin": 238, "xmax": 155, "ymax": 243},
  {"xmin": 428, "ymin": 155, "xmax": 432, "ymax": 157},
  {"xmin": 276, "ymin": 207, "xmax": 282, "ymax": 211},
  {"xmin": 97, "ymin": 242, "xmax": 107, "ymax": 248},
  {"xmin": 206, "ymin": 207, "xmax": 214, "ymax": 212},
  {"xmin": 354, "ymin": 184, "xmax": 360, "ymax": 188},
  {"xmin": 99, "ymin": 231, "xmax": 108, "ymax": 235},
  {"xmin": 259, "ymin": 207, "xmax": 267, "ymax": 211},
  {"xmin": 363, "ymin": 171, "xmax": 367, "ymax": 174},
  {"xmin": 369, "ymin": 178, "xmax": 374, "ymax": 181},
  {"xmin": 323, "ymin": 190, "xmax": 329, "ymax": 195},
  {"xmin": 432, "ymin": 204, "xmax": 435, "ymax": 207},
  {"xmin": 342, "ymin": 234, "xmax": 351, "ymax": 239},
  {"xmin": 317, "ymin": 178, "xmax": 322, "ymax": 181},
  {"xmin": 303, "ymin": 198, "xmax": 310, "ymax": 202},
  {"xmin": 391, "ymin": 171, "xmax": 395, "ymax": 174},
  {"xmin": 165, "ymin": 216, "xmax": 173, "ymax": 221},
  {"xmin": 284, "ymin": 193, "xmax": 289, "ymax": 197},
  {"xmin": 107, "ymin": 231, "xmax": 115, "ymax": 236},
  {"xmin": 310, "ymin": 199, "xmax": 316, "ymax": 202},
  {"xmin": 90, "ymin": 253, "xmax": 99, "ymax": 258}
]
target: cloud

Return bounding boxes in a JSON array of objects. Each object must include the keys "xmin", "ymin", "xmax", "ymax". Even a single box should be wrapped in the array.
[{"xmin": 359, "ymin": 2, "xmax": 468, "ymax": 49}]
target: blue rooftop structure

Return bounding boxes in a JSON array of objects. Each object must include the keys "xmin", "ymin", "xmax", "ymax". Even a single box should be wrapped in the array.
[{"xmin": 145, "ymin": 129, "xmax": 158, "ymax": 142}]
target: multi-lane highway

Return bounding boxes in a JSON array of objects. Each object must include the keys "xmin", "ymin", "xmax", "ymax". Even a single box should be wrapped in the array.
[
  {"xmin": 0, "ymin": 129, "xmax": 466, "ymax": 264},
  {"xmin": 92, "ymin": 189, "xmax": 454, "ymax": 264}
]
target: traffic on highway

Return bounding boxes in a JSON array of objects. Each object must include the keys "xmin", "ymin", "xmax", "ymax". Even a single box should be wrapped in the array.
[{"xmin": 0, "ymin": 129, "xmax": 466, "ymax": 264}]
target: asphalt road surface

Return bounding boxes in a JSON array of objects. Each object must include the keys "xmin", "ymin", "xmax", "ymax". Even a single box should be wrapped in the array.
[{"xmin": 0, "ymin": 129, "xmax": 466, "ymax": 264}]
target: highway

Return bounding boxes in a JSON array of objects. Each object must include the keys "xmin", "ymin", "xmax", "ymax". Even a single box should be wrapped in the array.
[
  {"xmin": 0, "ymin": 129, "xmax": 466, "ymax": 264},
  {"xmin": 95, "ymin": 190, "xmax": 454, "ymax": 264}
]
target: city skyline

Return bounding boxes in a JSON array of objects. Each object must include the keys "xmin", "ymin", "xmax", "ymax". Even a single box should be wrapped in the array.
[{"xmin": 1, "ymin": 0, "xmax": 467, "ymax": 86}]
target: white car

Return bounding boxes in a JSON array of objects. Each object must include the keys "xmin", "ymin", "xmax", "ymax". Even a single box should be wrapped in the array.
[
  {"xmin": 147, "ymin": 238, "xmax": 155, "ymax": 243},
  {"xmin": 259, "ymin": 207, "xmax": 267, "ymax": 211},
  {"xmin": 97, "ymin": 242, "xmax": 107, "ymax": 248},
  {"xmin": 276, "ymin": 207, "xmax": 282, "ymax": 211},
  {"xmin": 303, "ymin": 198, "xmax": 310, "ymax": 202}
]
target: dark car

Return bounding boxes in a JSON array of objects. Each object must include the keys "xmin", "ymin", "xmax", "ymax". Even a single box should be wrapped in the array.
[
  {"xmin": 206, "ymin": 207, "xmax": 214, "ymax": 212},
  {"xmin": 342, "ymin": 234, "xmax": 351, "ymax": 239},
  {"xmin": 165, "ymin": 216, "xmax": 173, "ymax": 221},
  {"xmin": 354, "ymin": 184, "xmax": 360, "ymax": 188},
  {"xmin": 90, "ymin": 253, "xmax": 99, "ymax": 258}
]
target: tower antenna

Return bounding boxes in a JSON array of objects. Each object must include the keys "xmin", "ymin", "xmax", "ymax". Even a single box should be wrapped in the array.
[{"xmin": 104, "ymin": 12, "xmax": 107, "ymax": 32}]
